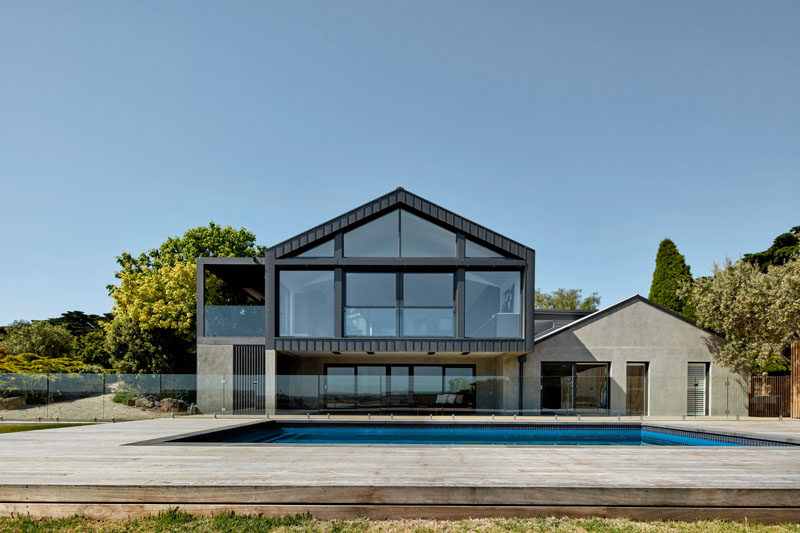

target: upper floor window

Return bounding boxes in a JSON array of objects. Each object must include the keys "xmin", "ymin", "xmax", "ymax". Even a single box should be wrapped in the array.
[
  {"xmin": 279, "ymin": 270, "xmax": 334, "ymax": 337},
  {"xmin": 343, "ymin": 209, "xmax": 456, "ymax": 257},
  {"xmin": 465, "ymin": 240, "xmax": 504, "ymax": 258},
  {"xmin": 344, "ymin": 272, "xmax": 454, "ymax": 337},
  {"xmin": 465, "ymin": 271, "xmax": 521, "ymax": 338},
  {"xmin": 297, "ymin": 239, "xmax": 334, "ymax": 257}
]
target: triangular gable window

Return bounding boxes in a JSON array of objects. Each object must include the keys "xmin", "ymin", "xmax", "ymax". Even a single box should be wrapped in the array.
[
  {"xmin": 342, "ymin": 209, "xmax": 456, "ymax": 257},
  {"xmin": 400, "ymin": 210, "xmax": 455, "ymax": 257},
  {"xmin": 343, "ymin": 211, "xmax": 400, "ymax": 257},
  {"xmin": 296, "ymin": 239, "xmax": 334, "ymax": 258},
  {"xmin": 465, "ymin": 240, "xmax": 504, "ymax": 258}
]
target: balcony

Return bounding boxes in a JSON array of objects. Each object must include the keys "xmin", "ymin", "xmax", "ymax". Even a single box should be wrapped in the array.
[{"xmin": 204, "ymin": 306, "xmax": 265, "ymax": 337}]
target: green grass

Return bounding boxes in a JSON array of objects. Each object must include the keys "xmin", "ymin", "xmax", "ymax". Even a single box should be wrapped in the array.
[
  {"xmin": 0, "ymin": 512, "xmax": 799, "ymax": 533},
  {"xmin": 112, "ymin": 391, "xmax": 139, "ymax": 405},
  {"xmin": 0, "ymin": 423, "xmax": 90, "ymax": 434}
]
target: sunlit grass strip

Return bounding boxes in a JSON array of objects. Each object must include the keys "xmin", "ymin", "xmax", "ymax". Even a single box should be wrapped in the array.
[
  {"xmin": 0, "ymin": 423, "xmax": 90, "ymax": 434},
  {"xmin": 1, "ymin": 510, "xmax": 799, "ymax": 533}
]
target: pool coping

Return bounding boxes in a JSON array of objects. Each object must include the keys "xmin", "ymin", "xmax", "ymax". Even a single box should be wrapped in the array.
[{"xmin": 127, "ymin": 419, "xmax": 800, "ymax": 447}]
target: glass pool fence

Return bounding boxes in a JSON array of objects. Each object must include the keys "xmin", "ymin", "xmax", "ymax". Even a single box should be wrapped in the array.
[{"xmin": 0, "ymin": 372, "xmax": 757, "ymax": 422}]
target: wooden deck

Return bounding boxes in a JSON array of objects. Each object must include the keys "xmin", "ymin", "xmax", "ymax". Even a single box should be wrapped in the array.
[{"xmin": 1, "ymin": 417, "xmax": 800, "ymax": 522}]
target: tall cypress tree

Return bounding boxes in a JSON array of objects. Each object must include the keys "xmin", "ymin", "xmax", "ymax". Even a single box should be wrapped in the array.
[{"xmin": 648, "ymin": 238, "xmax": 694, "ymax": 318}]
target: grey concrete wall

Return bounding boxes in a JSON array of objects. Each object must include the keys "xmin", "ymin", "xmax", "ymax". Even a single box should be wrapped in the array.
[
  {"xmin": 265, "ymin": 349, "xmax": 276, "ymax": 414},
  {"xmin": 196, "ymin": 344, "xmax": 233, "ymax": 415},
  {"xmin": 523, "ymin": 299, "xmax": 748, "ymax": 417}
]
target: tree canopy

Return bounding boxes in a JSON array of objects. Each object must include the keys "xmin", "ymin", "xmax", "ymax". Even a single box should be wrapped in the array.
[
  {"xmin": 106, "ymin": 222, "xmax": 265, "ymax": 374},
  {"xmin": 684, "ymin": 254, "xmax": 800, "ymax": 371},
  {"xmin": 0, "ymin": 321, "xmax": 74, "ymax": 358},
  {"xmin": 742, "ymin": 226, "xmax": 800, "ymax": 271},
  {"xmin": 535, "ymin": 288, "xmax": 600, "ymax": 311},
  {"xmin": 648, "ymin": 238, "xmax": 694, "ymax": 319}
]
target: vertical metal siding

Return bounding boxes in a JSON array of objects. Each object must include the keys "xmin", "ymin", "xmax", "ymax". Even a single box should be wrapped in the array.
[{"xmin": 233, "ymin": 345, "xmax": 266, "ymax": 415}]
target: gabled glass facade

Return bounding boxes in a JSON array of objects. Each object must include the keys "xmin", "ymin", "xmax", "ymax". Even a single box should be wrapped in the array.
[
  {"xmin": 199, "ymin": 194, "xmax": 534, "ymax": 352},
  {"xmin": 342, "ymin": 209, "xmax": 457, "ymax": 257}
]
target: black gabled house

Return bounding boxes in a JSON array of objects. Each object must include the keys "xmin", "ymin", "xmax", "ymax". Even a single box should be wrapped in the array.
[{"xmin": 196, "ymin": 188, "xmax": 534, "ymax": 414}]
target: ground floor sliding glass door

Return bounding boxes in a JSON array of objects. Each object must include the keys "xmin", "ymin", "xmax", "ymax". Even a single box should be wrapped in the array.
[
  {"xmin": 541, "ymin": 362, "xmax": 610, "ymax": 414},
  {"xmin": 323, "ymin": 364, "xmax": 475, "ymax": 412}
]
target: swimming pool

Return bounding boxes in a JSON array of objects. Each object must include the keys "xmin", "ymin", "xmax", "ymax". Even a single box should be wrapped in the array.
[{"xmin": 157, "ymin": 422, "xmax": 792, "ymax": 447}]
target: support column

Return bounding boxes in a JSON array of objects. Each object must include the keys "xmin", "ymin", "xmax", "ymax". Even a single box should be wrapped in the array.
[
  {"xmin": 265, "ymin": 349, "xmax": 277, "ymax": 415},
  {"xmin": 792, "ymin": 341, "xmax": 799, "ymax": 419},
  {"xmin": 196, "ymin": 344, "xmax": 233, "ymax": 415},
  {"xmin": 497, "ymin": 354, "xmax": 519, "ymax": 415}
]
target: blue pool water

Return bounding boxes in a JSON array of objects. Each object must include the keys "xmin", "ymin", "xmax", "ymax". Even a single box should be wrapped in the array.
[{"xmin": 175, "ymin": 423, "xmax": 757, "ymax": 446}]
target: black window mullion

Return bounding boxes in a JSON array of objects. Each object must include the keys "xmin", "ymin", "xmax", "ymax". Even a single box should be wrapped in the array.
[
  {"xmin": 572, "ymin": 364, "xmax": 577, "ymax": 411},
  {"xmin": 397, "ymin": 272, "xmax": 403, "ymax": 336},
  {"xmin": 397, "ymin": 210, "xmax": 402, "ymax": 257},
  {"xmin": 334, "ymin": 268, "xmax": 343, "ymax": 338}
]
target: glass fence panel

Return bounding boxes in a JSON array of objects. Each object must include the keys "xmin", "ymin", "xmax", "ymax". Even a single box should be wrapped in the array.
[
  {"xmin": 0, "ymin": 373, "xmax": 765, "ymax": 420},
  {"xmin": 0, "ymin": 373, "xmax": 48, "ymax": 420},
  {"xmin": 205, "ymin": 306, "xmax": 265, "ymax": 337},
  {"xmin": 47, "ymin": 373, "xmax": 104, "ymax": 421}
]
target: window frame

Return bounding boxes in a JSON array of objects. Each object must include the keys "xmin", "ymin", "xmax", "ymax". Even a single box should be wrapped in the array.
[
  {"xmin": 540, "ymin": 361, "xmax": 611, "ymax": 414},
  {"xmin": 343, "ymin": 271, "xmax": 456, "ymax": 338}
]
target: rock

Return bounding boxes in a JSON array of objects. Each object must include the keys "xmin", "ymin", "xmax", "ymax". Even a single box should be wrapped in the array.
[
  {"xmin": 0, "ymin": 396, "xmax": 25, "ymax": 410},
  {"xmin": 134, "ymin": 397, "xmax": 151, "ymax": 409},
  {"xmin": 160, "ymin": 398, "xmax": 188, "ymax": 413},
  {"xmin": 127, "ymin": 399, "xmax": 136, "ymax": 407}
]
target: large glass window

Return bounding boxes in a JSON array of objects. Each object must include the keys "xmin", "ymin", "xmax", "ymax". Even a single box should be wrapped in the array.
[
  {"xmin": 345, "ymin": 273, "xmax": 397, "ymax": 336},
  {"xmin": 279, "ymin": 271, "xmax": 334, "ymax": 337},
  {"xmin": 541, "ymin": 362, "xmax": 609, "ymax": 413},
  {"xmin": 342, "ymin": 210, "xmax": 456, "ymax": 257},
  {"xmin": 402, "ymin": 273, "xmax": 454, "ymax": 337},
  {"xmin": 465, "ymin": 240, "xmax": 503, "ymax": 258},
  {"xmin": 343, "ymin": 212, "xmax": 399, "ymax": 257},
  {"xmin": 345, "ymin": 272, "xmax": 455, "ymax": 337},
  {"xmin": 323, "ymin": 365, "xmax": 474, "ymax": 410},
  {"xmin": 297, "ymin": 240, "xmax": 334, "ymax": 257},
  {"xmin": 465, "ymin": 271, "xmax": 521, "ymax": 337},
  {"xmin": 400, "ymin": 210, "xmax": 456, "ymax": 257}
]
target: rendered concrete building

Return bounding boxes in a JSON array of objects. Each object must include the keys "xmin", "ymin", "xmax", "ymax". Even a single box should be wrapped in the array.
[{"xmin": 196, "ymin": 188, "xmax": 747, "ymax": 417}]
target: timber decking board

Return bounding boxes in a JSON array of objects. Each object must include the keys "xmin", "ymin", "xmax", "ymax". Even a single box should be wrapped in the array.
[{"xmin": 1, "ymin": 418, "xmax": 799, "ymax": 520}]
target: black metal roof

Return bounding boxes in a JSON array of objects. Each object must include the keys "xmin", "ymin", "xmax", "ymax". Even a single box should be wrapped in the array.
[{"xmin": 271, "ymin": 187, "xmax": 533, "ymax": 259}]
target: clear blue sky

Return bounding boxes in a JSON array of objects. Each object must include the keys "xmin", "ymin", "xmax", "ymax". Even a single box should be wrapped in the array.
[{"xmin": 1, "ymin": 1, "xmax": 798, "ymax": 325}]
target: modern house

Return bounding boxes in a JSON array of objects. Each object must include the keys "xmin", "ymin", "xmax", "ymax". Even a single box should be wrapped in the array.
[{"xmin": 196, "ymin": 188, "xmax": 747, "ymax": 417}]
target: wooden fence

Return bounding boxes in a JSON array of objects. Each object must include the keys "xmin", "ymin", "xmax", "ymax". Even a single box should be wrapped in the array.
[{"xmin": 749, "ymin": 375, "xmax": 790, "ymax": 417}]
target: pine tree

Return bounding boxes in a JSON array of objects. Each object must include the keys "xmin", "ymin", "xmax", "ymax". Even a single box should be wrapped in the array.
[{"xmin": 648, "ymin": 238, "xmax": 694, "ymax": 318}]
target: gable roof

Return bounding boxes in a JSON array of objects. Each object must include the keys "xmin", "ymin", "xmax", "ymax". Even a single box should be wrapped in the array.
[
  {"xmin": 271, "ymin": 187, "xmax": 532, "ymax": 258},
  {"xmin": 534, "ymin": 294, "xmax": 719, "ymax": 344}
]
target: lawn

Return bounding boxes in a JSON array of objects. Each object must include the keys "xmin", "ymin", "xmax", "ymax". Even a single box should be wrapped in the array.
[
  {"xmin": 0, "ymin": 423, "xmax": 90, "ymax": 434},
  {"xmin": 0, "ymin": 512, "xmax": 799, "ymax": 533}
]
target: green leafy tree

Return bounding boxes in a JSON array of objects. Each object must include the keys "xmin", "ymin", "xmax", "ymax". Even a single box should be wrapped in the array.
[
  {"xmin": 682, "ymin": 254, "xmax": 800, "ymax": 371},
  {"xmin": 46, "ymin": 311, "xmax": 111, "ymax": 337},
  {"xmin": 72, "ymin": 329, "xmax": 112, "ymax": 368},
  {"xmin": 535, "ymin": 288, "xmax": 600, "ymax": 311},
  {"xmin": 742, "ymin": 226, "xmax": 800, "ymax": 271},
  {"xmin": 0, "ymin": 321, "xmax": 74, "ymax": 357},
  {"xmin": 648, "ymin": 238, "xmax": 694, "ymax": 319},
  {"xmin": 106, "ymin": 222, "xmax": 264, "ymax": 374},
  {"xmin": 104, "ymin": 318, "xmax": 194, "ymax": 374}
]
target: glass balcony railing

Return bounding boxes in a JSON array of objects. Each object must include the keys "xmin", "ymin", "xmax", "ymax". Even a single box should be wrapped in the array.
[{"xmin": 204, "ymin": 306, "xmax": 265, "ymax": 337}]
